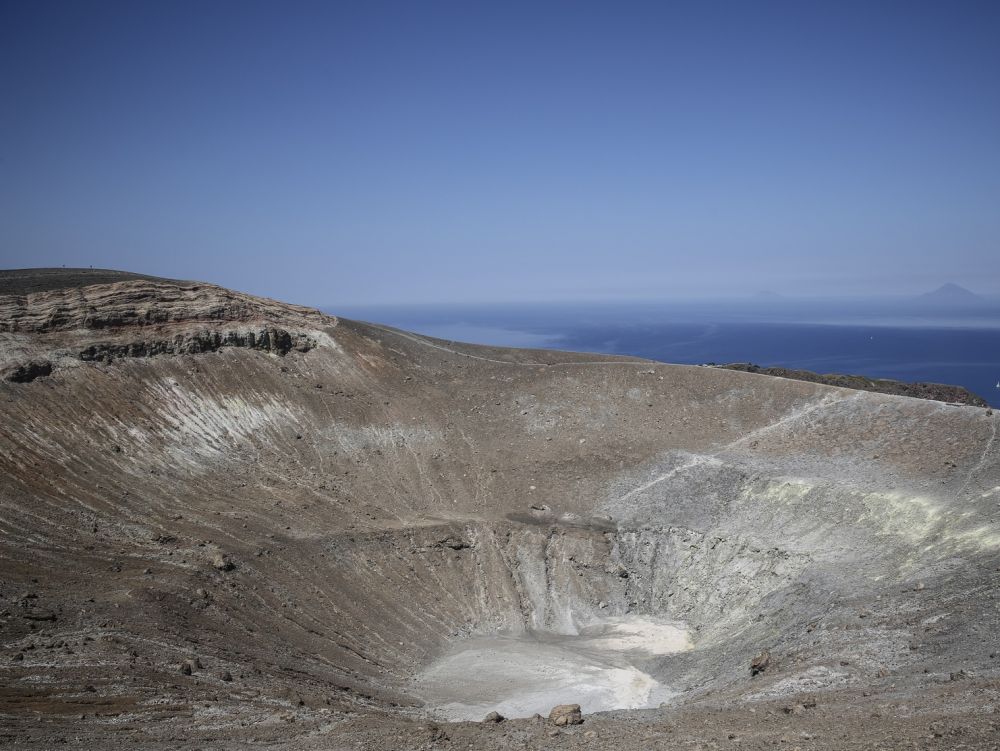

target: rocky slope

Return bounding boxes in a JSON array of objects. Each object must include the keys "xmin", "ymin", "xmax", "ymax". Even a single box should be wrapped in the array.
[
  {"xmin": 1, "ymin": 270, "xmax": 998, "ymax": 750},
  {"xmin": 718, "ymin": 362, "xmax": 990, "ymax": 407}
]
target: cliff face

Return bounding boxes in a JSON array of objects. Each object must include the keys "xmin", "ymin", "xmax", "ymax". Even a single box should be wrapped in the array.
[
  {"xmin": 1, "ymin": 271, "xmax": 998, "ymax": 750},
  {"xmin": 0, "ymin": 279, "xmax": 326, "ymax": 333},
  {"xmin": 0, "ymin": 280, "xmax": 329, "ymax": 381}
]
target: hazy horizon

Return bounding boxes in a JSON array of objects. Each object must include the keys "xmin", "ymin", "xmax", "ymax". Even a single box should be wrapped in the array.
[
  {"xmin": 332, "ymin": 282, "xmax": 1000, "ymax": 308},
  {"xmin": 330, "ymin": 296, "xmax": 1000, "ymax": 406},
  {"xmin": 6, "ymin": 265, "xmax": 1000, "ymax": 310}
]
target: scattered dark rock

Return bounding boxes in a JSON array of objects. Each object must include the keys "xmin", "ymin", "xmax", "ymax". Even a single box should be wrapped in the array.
[
  {"xmin": 5, "ymin": 361, "xmax": 53, "ymax": 383},
  {"xmin": 179, "ymin": 659, "xmax": 202, "ymax": 675},
  {"xmin": 427, "ymin": 726, "xmax": 448, "ymax": 743},
  {"xmin": 750, "ymin": 650, "xmax": 771, "ymax": 676},
  {"xmin": 22, "ymin": 608, "xmax": 57, "ymax": 622},
  {"xmin": 220, "ymin": 670, "xmax": 233, "ymax": 682},
  {"xmin": 436, "ymin": 536, "xmax": 470, "ymax": 551}
]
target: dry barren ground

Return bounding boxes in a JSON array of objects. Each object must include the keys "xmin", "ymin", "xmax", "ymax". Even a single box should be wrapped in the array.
[{"xmin": 1, "ymin": 269, "xmax": 998, "ymax": 749}]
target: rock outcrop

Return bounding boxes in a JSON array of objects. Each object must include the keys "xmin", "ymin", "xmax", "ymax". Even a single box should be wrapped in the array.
[
  {"xmin": 0, "ymin": 279, "xmax": 331, "ymax": 379},
  {"xmin": 549, "ymin": 704, "xmax": 583, "ymax": 726}
]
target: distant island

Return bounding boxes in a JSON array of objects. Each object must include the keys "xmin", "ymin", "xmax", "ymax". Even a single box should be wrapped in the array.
[{"xmin": 916, "ymin": 282, "xmax": 985, "ymax": 305}]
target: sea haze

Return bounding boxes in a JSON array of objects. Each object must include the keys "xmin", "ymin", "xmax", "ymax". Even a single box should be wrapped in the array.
[{"xmin": 332, "ymin": 299, "xmax": 1000, "ymax": 407}]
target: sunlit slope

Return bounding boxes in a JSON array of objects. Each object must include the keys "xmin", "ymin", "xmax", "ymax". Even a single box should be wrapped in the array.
[{"xmin": 1, "ymin": 274, "xmax": 997, "ymax": 746}]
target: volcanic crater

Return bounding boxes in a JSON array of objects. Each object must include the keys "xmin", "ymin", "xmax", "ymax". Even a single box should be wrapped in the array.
[{"xmin": 1, "ymin": 269, "xmax": 998, "ymax": 749}]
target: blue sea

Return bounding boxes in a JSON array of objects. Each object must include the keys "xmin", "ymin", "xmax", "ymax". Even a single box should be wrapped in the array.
[{"xmin": 332, "ymin": 299, "xmax": 1000, "ymax": 407}]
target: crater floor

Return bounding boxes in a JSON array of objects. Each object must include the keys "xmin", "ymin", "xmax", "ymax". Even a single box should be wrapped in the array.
[{"xmin": 415, "ymin": 616, "xmax": 691, "ymax": 720}]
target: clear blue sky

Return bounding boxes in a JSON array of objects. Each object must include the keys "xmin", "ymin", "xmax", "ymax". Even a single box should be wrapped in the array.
[{"xmin": 1, "ymin": 1, "xmax": 998, "ymax": 304}]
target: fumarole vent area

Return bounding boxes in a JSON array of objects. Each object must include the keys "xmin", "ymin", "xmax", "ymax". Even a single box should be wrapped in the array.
[{"xmin": 1, "ymin": 270, "xmax": 998, "ymax": 750}]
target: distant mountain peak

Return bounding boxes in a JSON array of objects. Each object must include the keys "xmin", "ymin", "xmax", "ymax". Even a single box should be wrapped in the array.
[{"xmin": 918, "ymin": 283, "xmax": 983, "ymax": 303}]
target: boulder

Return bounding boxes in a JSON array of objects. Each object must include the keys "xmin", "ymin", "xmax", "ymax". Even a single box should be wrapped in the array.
[
  {"xmin": 750, "ymin": 650, "xmax": 770, "ymax": 676},
  {"xmin": 549, "ymin": 703, "xmax": 582, "ymax": 726}
]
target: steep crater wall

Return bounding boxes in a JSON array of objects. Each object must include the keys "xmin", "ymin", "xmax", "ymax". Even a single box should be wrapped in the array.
[{"xmin": 1, "ymin": 276, "xmax": 997, "ymax": 745}]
